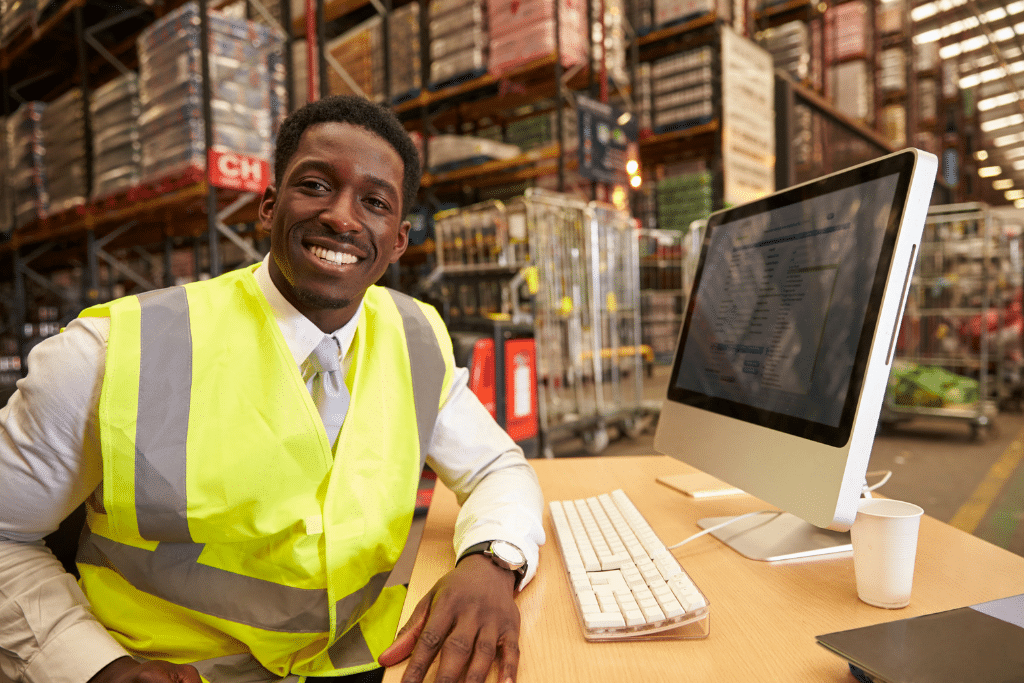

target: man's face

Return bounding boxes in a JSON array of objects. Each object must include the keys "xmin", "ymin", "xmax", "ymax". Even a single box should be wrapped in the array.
[{"xmin": 259, "ymin": 122, "xmax": 411, "ymax": 332}]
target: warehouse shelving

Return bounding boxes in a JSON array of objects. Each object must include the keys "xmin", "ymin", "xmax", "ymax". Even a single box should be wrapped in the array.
[
  {"xmin": 1, "ymin": 0, "xmax": 290, "ymax": 390},
  {"xmin": 1, "ymin": 0, "xmax": 968, "ymax": 400}
]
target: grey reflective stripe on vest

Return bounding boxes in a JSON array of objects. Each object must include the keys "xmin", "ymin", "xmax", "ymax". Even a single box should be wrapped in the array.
[
  {"xmin": 189, "ymin": 653, "xmax": 299, "ymax": 683},
  {"xmin": 386, "ymin": 288, "xmax": 445, "ymax": 470},
  {"xmin": 77, "ymin": 526, "xmax": 330, "ymax": 633},
  {"xmin": 82, "ymin": 285, "xmax": 447, "ymax": 669},
  {"xmin": 136, "ymin": 288, "xmax": 193, "ymax": 543}
]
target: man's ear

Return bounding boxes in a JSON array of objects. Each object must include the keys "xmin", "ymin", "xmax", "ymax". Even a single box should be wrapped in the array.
[
  {"xmin": 257, "ymin": 185, "xmax": 277, "ymax": 234},
  {"xmin": 390, "ymin": 220, "xmax": 412, "ymax": 264}
]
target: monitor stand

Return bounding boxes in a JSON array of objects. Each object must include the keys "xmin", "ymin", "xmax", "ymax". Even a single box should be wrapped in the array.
[{"xmin": 697, "ymin": 512, "xmax": 852, "ymax": 562}]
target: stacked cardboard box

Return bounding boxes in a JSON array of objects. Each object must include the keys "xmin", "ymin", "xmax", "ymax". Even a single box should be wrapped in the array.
[
  {"xmin": 823, "ymin": 0, "xmax": 870, "ymax": 63},
  {"xmin": 880, "ymin": 104, "xmax": 906, "ymax": 148},
  {"xmin": 324, "ymin": 6, "xmax": 424, "ymax": 102},
  {"xmin": 476, "ymin": 108, "xmax": 578, "ymax": 153},
  {"xmin": 758, "ymin": 20, "xmax": 810, "ymax": 83},
  {"xmin": 136, "ymin": 2, "xmax": 283, "ymax": 185},
  {"xmin": 431, "ymin": 0, "xmax": 487, "ymax": 87},
  {"xmin": 636, "ymin": 63, "xmax": 653, "ymax": 136},
  {"xmin": 91, "ymin": 73, "xmax": 144, "ymax": 199},
  {"xmin": 655, "ymin": 0, "xmax": 729, "ymax": 28},
  {"xmin": 6, "ymin": 102, "xmax": 48, "ymax": 228},
  {"xmin": 656, "ymin": 169, "xmax": 712, "ymax": 233},
  {"xmin": 488, "ymin": 0, "xmax": 586, "ymax": 77},
  {"xmin": 828, "ymin": 59, "xmax": 872, "ymax": 124},
  {"xmin": 878, "ymin": 47, "xmax": 906, "ymax": 93},
  {"xmin": 427, "ymin": 134, "xmax": 522, "ymax": 173},
  {"xmin": 876, "ymin": 0, "xmax": 905, "ymax": 35},
  {"xmin": 389, "ymin": 3, "xmax": 423, "ymax": 100},
  {"xmin": 650, "ymin": 46, "xmax": 714, "ymax": 132},
  {"xmin": 41, "ymin": 88, "xmax": 88, "ymax": 214},
  {"xmin": 326, "ymin": 17, "xmax": 385, "ymax": 100}
]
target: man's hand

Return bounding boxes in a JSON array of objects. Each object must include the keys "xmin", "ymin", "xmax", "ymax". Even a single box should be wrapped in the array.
[
  {"xmin": 378, "ymin": 555, "xmax": 520, "ymax": 683},
  {"xmin": 88, "ymin": 656, "xmax": 202, "ymax": 683}
]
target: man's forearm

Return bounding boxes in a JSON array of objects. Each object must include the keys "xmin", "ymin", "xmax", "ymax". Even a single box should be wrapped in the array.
[{"xmin": 0, "ymin": 538, "xmax": 128, "ymax": 683}]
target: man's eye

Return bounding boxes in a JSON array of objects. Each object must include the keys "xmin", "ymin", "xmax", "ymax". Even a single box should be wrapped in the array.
[
  {"xmin": 301, "ymin": 180, "xmax": 329, "ymax": 192},
  {"xmin": 365, "ymin": 196, "xmax": 390, "ymax": 211}
]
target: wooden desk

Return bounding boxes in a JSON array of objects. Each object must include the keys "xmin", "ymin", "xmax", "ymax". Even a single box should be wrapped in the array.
[{"xmin": 384, "ymin": 455, "xmax": 1024, "ymax": 682}]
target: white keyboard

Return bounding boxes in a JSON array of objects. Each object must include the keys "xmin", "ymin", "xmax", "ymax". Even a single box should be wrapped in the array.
[{"xmin": 549, "ymin": 489, "xmax": 710, "ymax": 641}]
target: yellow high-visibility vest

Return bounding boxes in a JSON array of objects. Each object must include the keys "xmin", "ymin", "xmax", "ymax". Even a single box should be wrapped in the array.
[{"xmin": 75, "ymin": 266, "xmax": 453, "ymax": 681}]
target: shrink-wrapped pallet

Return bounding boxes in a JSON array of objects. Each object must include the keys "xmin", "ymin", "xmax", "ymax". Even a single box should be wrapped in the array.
[
  {"xmin": 136, "ymin": 2, "xmax": 283, "ymax": 185},
  {"xmin": 6, "ymin": 102, "xmax": 48, "ymax": 228}
]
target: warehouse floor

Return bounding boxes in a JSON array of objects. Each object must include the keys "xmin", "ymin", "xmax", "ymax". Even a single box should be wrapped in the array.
[{"xmin": 559, "ymin": 365, "xmax": 1024, "ymax": 560}]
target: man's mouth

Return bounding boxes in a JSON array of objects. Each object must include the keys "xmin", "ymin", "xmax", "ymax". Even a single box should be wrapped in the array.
[{"xmin": 309, "ymin": 244, "xmax": 359, "ymax": 265}]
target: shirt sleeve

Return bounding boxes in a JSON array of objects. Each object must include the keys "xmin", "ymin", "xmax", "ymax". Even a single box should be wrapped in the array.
[
  {"xmin": 0, "ymin": 317, "xmax": 131, "ymax": 682},
  {"xmin": 425, "ymin": 366, "xmax": 546, "ymax": 590}
]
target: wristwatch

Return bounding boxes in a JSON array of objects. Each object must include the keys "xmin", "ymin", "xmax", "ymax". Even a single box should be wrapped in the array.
[{"xmin": 457, "ymin": 540, "xmax": 528, "ymax": 588}]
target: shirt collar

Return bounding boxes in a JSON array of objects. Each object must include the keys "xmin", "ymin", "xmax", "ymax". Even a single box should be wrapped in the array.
[{"xmin": 254, "ymin": 254, "xmax": 363, "ymax": 366}]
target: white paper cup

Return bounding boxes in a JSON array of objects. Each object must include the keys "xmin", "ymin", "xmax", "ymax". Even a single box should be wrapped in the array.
[{"xmin": 850, "ymin": 498, "xmax": 924, "ymax": 609}]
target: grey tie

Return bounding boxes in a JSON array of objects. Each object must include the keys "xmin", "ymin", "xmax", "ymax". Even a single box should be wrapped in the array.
[{"xmin": 307, "ymin": 335, "xmax": 349, "ymax": 448}]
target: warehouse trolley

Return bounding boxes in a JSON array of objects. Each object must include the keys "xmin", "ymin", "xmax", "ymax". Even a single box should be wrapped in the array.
[{"xmin": 427, "ymin": 189, "xmax": 655, "ymax": 457}]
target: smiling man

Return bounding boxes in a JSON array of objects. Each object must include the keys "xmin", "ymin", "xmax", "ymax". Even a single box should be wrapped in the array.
[{"xmin": 0, "ymin": 96, "xmax": 545, "ymax": 683}]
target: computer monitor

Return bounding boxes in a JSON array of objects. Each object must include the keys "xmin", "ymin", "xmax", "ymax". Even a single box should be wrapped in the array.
[{"xmin": 654, "ymin": 148, "xmax": 938, "ymax": 562}]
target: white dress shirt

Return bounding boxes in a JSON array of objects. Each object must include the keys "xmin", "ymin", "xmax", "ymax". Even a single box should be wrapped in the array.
[{"xmin": 0, "ymin": 259, "xmax": 545, "ymax": 683}]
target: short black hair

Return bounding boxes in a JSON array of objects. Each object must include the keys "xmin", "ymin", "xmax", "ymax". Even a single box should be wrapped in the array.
[{"xmin": 273, "ymin": 95, "xmax": 421, "ymax": 215}]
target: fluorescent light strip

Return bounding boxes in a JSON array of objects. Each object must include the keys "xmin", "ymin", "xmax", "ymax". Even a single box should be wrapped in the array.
[
  {"xmin": 982, "ymin": 114, "xmax": 1024, "ymax": 132},
  {"xmin": 995, "ymin": 132, "xmax": 1024, "ymax": 147},
  {"xmin": 979, "ymin": 92, "xmax": 1023, "ymax": 112}
]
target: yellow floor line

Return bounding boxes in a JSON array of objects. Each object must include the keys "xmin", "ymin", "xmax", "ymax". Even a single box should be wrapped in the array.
[{"xmin": 948, "ymin": 430, "xmax": 1024, "ymax": 533}]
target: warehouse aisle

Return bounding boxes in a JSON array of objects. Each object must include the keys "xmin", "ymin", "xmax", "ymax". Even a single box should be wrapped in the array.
[{"xmin": 576, "ymin": 365, "xmax": 1024, "ymax": 559}]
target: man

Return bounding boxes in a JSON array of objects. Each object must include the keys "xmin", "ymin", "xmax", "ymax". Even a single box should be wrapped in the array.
[{"xmin": 0, "ymin": 95, "xmax": 545, "ymax": 683}]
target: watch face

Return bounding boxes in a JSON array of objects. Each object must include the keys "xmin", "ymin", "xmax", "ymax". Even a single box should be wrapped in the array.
[{"xmin": 490, "ymin": 540, "xmax": 526, "ymax": 569}]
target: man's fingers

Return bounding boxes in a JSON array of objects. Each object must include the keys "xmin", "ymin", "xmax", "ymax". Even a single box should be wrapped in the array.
[
  {"xmin": 171, "ymin": 664, "xmax": 202, "ymax": 683},
  {"xmin": 379, "ymin": 593, "xmax": 432, "ymax": 667},
  {"xmin": 457, "ymin": 622, "xmax": 499, "ymax": 683},
  {"xmin": 496, "ymin": 626, "xmax": 521, "ymax": 683}
]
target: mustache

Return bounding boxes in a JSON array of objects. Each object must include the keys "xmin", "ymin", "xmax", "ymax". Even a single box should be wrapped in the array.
[{"xmin": 303, "ymin": 225, "xmax": 375, "ymax": 258}]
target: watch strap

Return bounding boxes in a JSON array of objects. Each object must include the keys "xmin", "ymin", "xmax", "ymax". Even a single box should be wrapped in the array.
[{"xmin": 457, "ymin": 540, "xmax": 527, "ymax": 589}]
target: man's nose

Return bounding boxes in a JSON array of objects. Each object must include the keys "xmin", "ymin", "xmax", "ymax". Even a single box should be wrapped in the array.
[{"xmin": 319, "ymin": 195, "xmax": 361, "ymax": 233}]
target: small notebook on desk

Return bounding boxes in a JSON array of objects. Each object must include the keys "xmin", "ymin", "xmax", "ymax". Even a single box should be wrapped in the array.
[
  {"xmin": 816, "ymin": 594, "xmax": 1024, "ymax": 683},
  {"xmin": 656, "ymin": 472, "xmax": 744, "ymax": 499}
]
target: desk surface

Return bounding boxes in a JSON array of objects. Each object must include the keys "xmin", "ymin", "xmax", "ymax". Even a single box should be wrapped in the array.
[{"xmin": 383, "ymin": 455, "xmax": 1024, "ymax": 682}]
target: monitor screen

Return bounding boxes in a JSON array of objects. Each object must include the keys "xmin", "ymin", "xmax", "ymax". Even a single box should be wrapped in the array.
[
  {"xmin": 655, "ymin": 149, "xmax": 937, "ymax": 540},
  {"xmin": 668, "ymin": 166, "xmax": 904, "ymax": 446}
]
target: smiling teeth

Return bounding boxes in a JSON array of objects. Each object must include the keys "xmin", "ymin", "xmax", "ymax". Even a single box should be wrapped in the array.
[{"xmin": 310, "ymin": 245, "xmax": 357, "ymax": 265}]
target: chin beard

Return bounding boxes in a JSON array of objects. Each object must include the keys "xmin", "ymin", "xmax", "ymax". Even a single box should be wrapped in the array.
[{"xmin": 292, "ymin": 287, "xmax": 353, "ymax": 312}]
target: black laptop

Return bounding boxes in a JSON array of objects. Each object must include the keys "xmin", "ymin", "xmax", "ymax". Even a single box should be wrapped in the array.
[{"xmin": 816, "ymin": 594, "xmax": 1024, "ymax": 683}]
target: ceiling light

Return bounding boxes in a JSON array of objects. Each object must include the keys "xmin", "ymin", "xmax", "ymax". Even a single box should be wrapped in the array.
[
  {"xmin": 979, "ymin": 93, "xmax": 1022, "ymax": 112},
  {"xmin": 1017, "ymin": 199, "xmax": 1024, "ymax": 209},
  {"xmin": 986, "ymin": 7, "xmax": 1008, "ymax": 22},
  {"xmin": 981, "ymin": 114, "xmax": 1024, "ymax": 132},
  {"xmin": 994, "ymin": 179, "xmax": 1015, "ymax": 190},
  {"xmin": 1013, "ymin": 159, "xmax": 1024, "ymax": 171},
  {"xmin": 979, "ymin": 166, "xmax": 1003, "ymax": 177},
  {"xmin": 1005, "ymin": 189, "xmax": 1024, "ymax": 200},
  {"xmin": 976, "ymin": 150, "xmax": 989, "ymax": 160},
  {"xmin": 995, "ymin": 132, "xmax": 1024, "ymax": 147}
]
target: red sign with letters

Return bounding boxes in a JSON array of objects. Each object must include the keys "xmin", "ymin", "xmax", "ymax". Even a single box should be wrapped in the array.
[{"xmin": 208, "ymin": 149, "xmax": 270, "ymax": 192}]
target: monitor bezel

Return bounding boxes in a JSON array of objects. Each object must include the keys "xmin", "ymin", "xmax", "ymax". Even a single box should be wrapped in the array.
[{"xmin": 665, "ymin": 149, "xmax": 921, "ymax": 448}]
